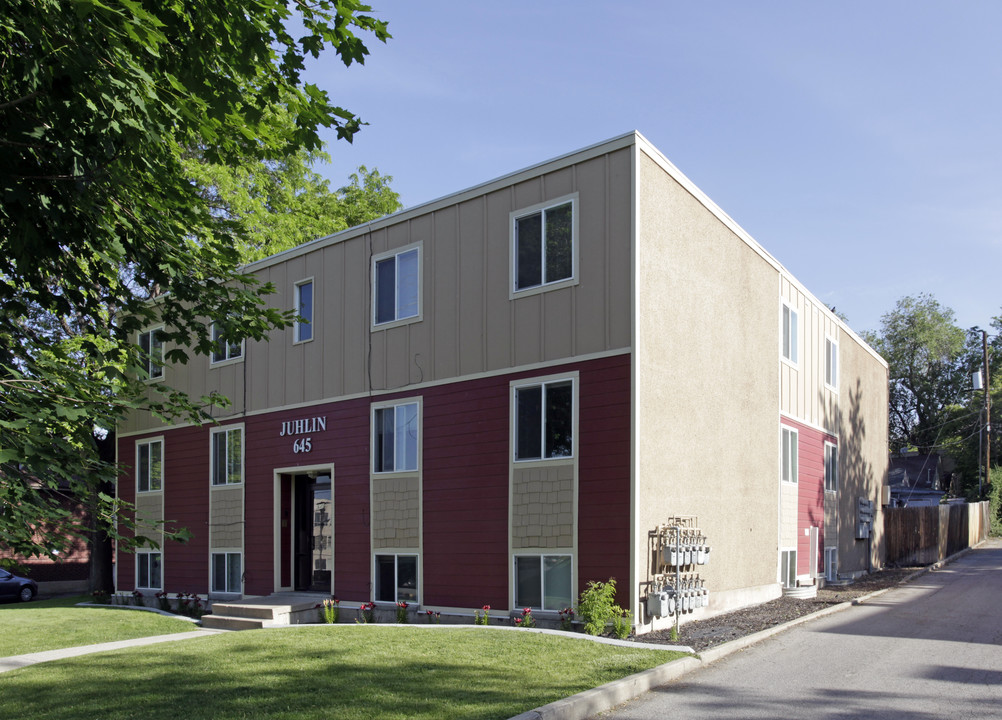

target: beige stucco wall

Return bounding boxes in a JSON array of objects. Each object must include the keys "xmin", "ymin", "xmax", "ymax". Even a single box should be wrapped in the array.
[
  {"xmin": 633, "ymin": 147, "xmax": 781, "ymax": 623},
  {"xmin": 832, "ymin": 331, "xmax": 888, "ymax": 575},
  {"xmin": 511, "ymin": 463, "xmax": 574, "ymax": 549},
  {"xmin": 209, "ymin": 486, "xmax": 244, "ymax": 549},
  {"xmin": 371, "ymin": 476, "xmax": 420, "ymax": 549},
  {"xmin": 120, "ymin": 143, "xmax": 635, "ymax": 435}
]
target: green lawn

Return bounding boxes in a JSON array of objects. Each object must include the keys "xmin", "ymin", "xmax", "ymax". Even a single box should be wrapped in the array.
[
  {"xmin": 0, "ymin": 626, "xmax": 684, "ymax": 720},
  {"xmin": 0, "ymin": 595, "xmax": 197, "ymax": 656}
]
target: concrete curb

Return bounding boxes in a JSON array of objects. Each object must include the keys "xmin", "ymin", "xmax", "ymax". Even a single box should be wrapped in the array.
[{"xmin": 508, "ymin": 545, "xmax": 977, "ymax": 720}]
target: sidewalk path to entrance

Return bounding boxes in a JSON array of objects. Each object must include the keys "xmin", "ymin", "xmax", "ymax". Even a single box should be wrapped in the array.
[{"xmin": 0, "ymin": 629, "xmax": 225, "ymax": 674}]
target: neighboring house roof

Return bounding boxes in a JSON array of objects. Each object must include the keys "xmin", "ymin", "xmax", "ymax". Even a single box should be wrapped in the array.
[{"xmin": 888, "ymin": 454, "xmax": 943, "ymax": 490}]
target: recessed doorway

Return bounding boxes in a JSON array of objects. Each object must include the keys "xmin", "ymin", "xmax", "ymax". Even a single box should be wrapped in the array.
[{"xmin": 293, "ymin": 474, "xmax": 332, "ymax": 593}]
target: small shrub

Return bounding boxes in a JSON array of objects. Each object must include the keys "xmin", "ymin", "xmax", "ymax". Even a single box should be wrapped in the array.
[
  {"xmin": 131, "ymin": 590, "xmax": 144, "ymax": 607},
  {"xmin": 321, "ymin": 597, "xmax": 340, "ymax": 624},
  {"xmin": 577, "ymin": 578, "xmax": 618, "ymax": 636},
  {"xmin": 425, "ymin": 610, "xmax": 441, "ymax": 624},
  {"xmin": 558, "ymin": 607, "xmax": 574, "ymax": 631},
  {"xmin": 474, "ymin": 604, "xmax": 490, "ymax": 625},
  {"xmin": 514, "ymin": 607, "xmax": 536, "ymax": 628},
  {"xmin": 356, "ymin": 602, "xmax": 375, "ymax": 624},
  {"xmin": 396, "ymin": 601, "xmax": 409, "ymax": 623},
  {"xmin": 611, "ymin": 607, "xmax": 631, "ymax": 639},
  {"xmin": 91, "ymin": 590, "xmax": 110, "ymax": 605}
]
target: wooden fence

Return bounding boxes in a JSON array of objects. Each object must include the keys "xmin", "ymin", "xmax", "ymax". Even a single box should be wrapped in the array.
[{"xmin": 883, "ymin": 501, "xmax": 990, "ymax": 567}]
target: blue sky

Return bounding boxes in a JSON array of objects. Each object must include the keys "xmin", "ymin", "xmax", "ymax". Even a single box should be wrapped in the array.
[{"xmin": 307, "ymin": 1, "xmax": 1001, "ymax": 336}]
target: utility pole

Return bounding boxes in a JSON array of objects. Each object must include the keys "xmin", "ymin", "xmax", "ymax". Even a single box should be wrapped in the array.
[{"xmin": 984, "ymin": 330, "xmax": 991, "ymax": 492}]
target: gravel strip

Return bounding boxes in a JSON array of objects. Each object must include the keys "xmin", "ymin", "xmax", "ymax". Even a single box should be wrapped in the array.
[{"xmin": 637, "ymin": 567, "xmax": 918, "ymax": 653}]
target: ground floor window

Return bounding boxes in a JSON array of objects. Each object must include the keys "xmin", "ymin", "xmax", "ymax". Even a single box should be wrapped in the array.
[
  {"xmin": 137, "ymin": 551, "xmax": 162, "ymax": 590},
  {"xmin": 514, "ymin": 554, "xmax": 572, "ymax": 610},
  {"xmin": 825, "ymin": 547, "xmax": 837, "ymax": 583},
  {"xmin": 375, "ymin": 554, "xmax": 418, "ymax": 603},
  {"xmin": 780, "ymin": 549, "xmax": 797, "ymax": 588},
  {"xmin": 211, "ymin": 552, "xmax": 242, "ymax": 594}
]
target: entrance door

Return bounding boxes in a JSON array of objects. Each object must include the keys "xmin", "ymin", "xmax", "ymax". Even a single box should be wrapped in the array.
[{"xmin": 294, "ymin": 475, "xmax": 332, "ymax": 592}]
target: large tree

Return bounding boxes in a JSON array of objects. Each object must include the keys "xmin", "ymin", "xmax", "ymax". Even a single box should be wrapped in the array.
[{"xmin": 0, "ymin": 0, "xmax": 389, "ymax": 559}]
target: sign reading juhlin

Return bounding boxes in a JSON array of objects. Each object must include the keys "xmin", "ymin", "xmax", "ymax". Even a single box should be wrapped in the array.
[{"xmin": 279, "ymin": 416, "xmax": 327, "ymax": 454}]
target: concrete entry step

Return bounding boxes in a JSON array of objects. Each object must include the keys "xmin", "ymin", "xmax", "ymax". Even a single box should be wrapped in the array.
[{"xmin": 202, "ymin": 593, "xmax": 326, "ymax": 630}]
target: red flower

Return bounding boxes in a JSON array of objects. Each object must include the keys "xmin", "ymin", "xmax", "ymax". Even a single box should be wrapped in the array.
[
  {"xmin": 482, "ymin": 605, "xmax": 491, "ymax": 611},
  {"xmin": 522, "ymin": 608, "xmax": 532, "ymax": 614}
]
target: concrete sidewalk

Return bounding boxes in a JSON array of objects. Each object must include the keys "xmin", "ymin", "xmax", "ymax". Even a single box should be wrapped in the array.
[{"xmin": 0, "ymin": 629, "xmax": 224, "ymax": 674}]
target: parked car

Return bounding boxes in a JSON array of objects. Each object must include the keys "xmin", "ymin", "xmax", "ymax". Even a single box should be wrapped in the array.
[{"xmin": 0, "ymin": 569, "xmax": 38, "ymax": 602}]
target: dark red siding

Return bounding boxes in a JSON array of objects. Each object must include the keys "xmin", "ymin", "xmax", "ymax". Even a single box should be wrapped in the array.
[
  {"xmin": 116, "ymin": 354, "xmax": 633, "ymax": 609},
  {"xmin": 786, "ymin": 418, "xmax": 835, "ymax": 577}
]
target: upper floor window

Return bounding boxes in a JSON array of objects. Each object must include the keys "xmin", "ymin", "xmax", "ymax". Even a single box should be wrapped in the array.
[
  {"xmin": 824, "ymin": 442, "xmax": 838, "ymax": 493},
  {"xmin": 781, "ymin": 426, "xmax": 798, "ymax": 484},
  {"xmin": 514, "ymin": 379, "xmax": 573, "ymax": 461},
  {"xmin": 373, "ymin": 401, "xmax": 419, "ymax": 473},
  {"xmin": 825, "ymin": 337, "xmax": 839, "ymax": 389},
  {"xmin": 373, "ymin": 246, "xmax": 420, "ymax": 326},
  {"xmin": 513, "ymin": 198, "xmax": 575, "ymax": 293},
  {"xmin": 295, "ymin": 279, "xmax": 314, "ymax": 343},
  {"xmin": 138, "ymin": 327, "xmax": 164, "ymax": 380},
  {"xmin": 136, "ymin": 438, "xmax": 163, "ymax": 493},
  {"xmin": 782, "ymin": 303, "xmax": 798, "ymax": 364},
  {"xmin": 211, "ymin": 426, "xmax": 243, "ymax": 486},
  {"xmin": 210, "ymin": 322, "xmax": 243, "ymax": 364}
]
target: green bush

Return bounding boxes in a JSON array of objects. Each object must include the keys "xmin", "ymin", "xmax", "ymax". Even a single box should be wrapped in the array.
[
  {"xmin": 577, "ymin": 578, "xmax": 631, "ymax": 637},
  {"xmin": 989, "ymin": 468, "xmax": 1002, "ymax": 536}
]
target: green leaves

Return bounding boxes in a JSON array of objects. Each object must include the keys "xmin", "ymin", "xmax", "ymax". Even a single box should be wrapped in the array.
[{"xmin": 0, "ymin": 0, "xmax": 390, "ymax": 559}]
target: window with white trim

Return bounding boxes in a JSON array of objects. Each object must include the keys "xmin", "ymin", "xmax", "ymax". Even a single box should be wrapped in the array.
[
  {"xmin": 295, "ymin": 279, "xmax": 314, "ymax": 343},
  {"xmin": 211, "ymin": 426, "xmax": 243, "ymax": 486},
  {"xmin": 136, "ymin": 438, "xmax": 163, "ymax": 493},
  {"xmin": 514, "ymin": 554, "xmax": 572, "ymax": 610},
  {"xmin": 514, "ymin": 379, "xmax": 573, "ymax": 461},
  {"xmin": 372, "ymin": 401, "xmax": 419, "ymax": 473},
  {"xmin": 138, "ymin": 327, "xmax": 164, "ymax": 380},
  {"xmin": 824, "ymin": 547, "xmax": 838, "ymax": 583},
  {"xmin": 211, "ymin": 552, "xmax": 242, "ymax": 594},
  {"xmin": 824, "ymin": 442, "xmax": 838, "ymax": 493},
  {"xmin": 375, "ymin": 554, "xmax": 417, "ymax": 602},
  {"xmin": 825, "ymin": 336, "xmax": 839, "ymax": 389},
  {"xmin": 137, "ymin": 551, "xmax": 162, "ymax": 590},
  {"xmin": 781, "ymin": 426, "xmax": 798, "ymax": 484},
  {"xmin": 373, "ymin": 247, "xmax": 420, "ymax": 326},
  {"xmin": 513, "ymin": 199, "xmax": 575, "ymax": 292},
  {"xmin": 210, "ymin": 322, "xmax": 243, "ymax": 363},
  {"xmin": 780, "ymin": 549, "xmax": 797, "ymax": 589},
  {"xmin": 782, "ymin": 303, "xmax": 798, "ymax": 364}
]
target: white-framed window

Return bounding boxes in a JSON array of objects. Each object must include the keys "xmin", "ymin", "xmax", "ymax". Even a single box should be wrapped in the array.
[
  {"xmin": 825, "ymin": 336, "xmax": 839, "ymax": 389},
  {"xmin": 514, "ymin": 554, "xmax": 573, "ymax": 610},
  {"xmin": 375, "ymin": 553, "xmax": 418, "ymax": 602},
  {"xmin": 782, "ymin": 303, "xmax": 798, "ymax": 364},
  {"xmin": 210, "ymin": 426, "xmax": 243, "ymax": 486},
  {"xmin": 136, "ymin": 438, "xmax": 163, "ymax": 493},
  {"xmin": 780, "ymin": 548, "xmax": 797, "ymax": 589},
  {"xmin": 824, "ymin": 547, "xmax": 838, "ymax": 583},
  {"xmin": 294, "ymin": 279, "xmax": 314, "ymax": 343},
  {"xmin": 210, "ymin": 322, "xmax": 243, "ymax": 364},
  {"xmin": 137, "ymin": 551, "xmax": 162, "ymax": 590},
  {"xmin": 138, "ymin": 327, "xmax": 164, "ymax": 380},
  {"xmin": 781, "ymin": 426, "xmax": 798, "ymax": 484},
  {"xmin": 514, "ymin": 378, "xmax": 574, "ymax": 461},
  {"xmin": 372, "ymin": 401, "xmax": 419, "ymax": 473},
  {"xmin": 211, "ymin": 552, "xmax": 242, "ymax": 594},
  {"xmin": 824, "ymin": 442, "xmax": 838, "ymax": 493},
  {"xmin": 512, "ymin": 196, "xmax": 576, "ymax": 294},
  {"xmin": 373, "ymin": 246, "xmax": 420, "ymax": 327}
]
